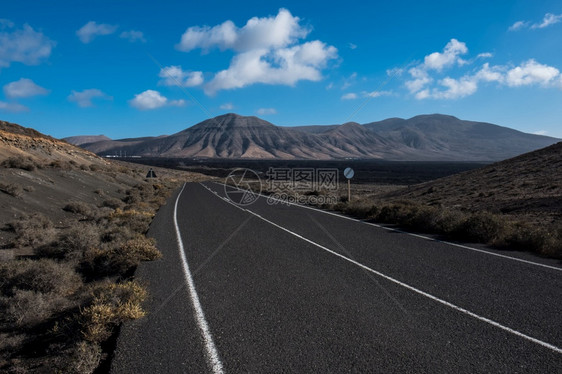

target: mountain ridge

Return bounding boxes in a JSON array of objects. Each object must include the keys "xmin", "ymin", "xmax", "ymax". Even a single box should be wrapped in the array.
[{"xmin": 64, "ymin": 113, "xmax": 560, "ymax": 161}]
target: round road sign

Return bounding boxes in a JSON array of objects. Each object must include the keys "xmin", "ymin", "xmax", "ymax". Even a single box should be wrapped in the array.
[{"xmin": 344, "ymin": 167, "xmax": 354, "ymax": 179}]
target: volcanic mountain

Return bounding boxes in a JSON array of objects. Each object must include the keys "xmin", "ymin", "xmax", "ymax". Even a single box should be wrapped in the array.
[{"xmin": 67, "ymin": 113, "xmax": 560, "ymax": 161}]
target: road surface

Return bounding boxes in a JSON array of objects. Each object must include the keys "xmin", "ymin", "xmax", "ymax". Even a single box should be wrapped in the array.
[{"xmin": 110, "ymin": 182, "xmax": 562, "ymax": 373}]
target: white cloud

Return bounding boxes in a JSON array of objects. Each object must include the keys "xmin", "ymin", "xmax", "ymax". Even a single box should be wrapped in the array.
[
  {"xmin": 362, "ymin": 90, "xmax": 391, "ymax": 98},
  {"xmin": 477, "ymin": 52, "xmax": 493, "ymax": 59},
  {"xmin": 169, "ymin": 99, "xmax": 187, "ymax": 107},
  {"xmin": 176, "ymin": 9, "xmax": 337, "ymax": 95},
  {"xmin": 177, "ymin": 8, "xmax": 309, "ymax": 52},
  {"xmin": 431, "ymin": 77, "xmax": 478, "ymax": 99},
  {"xmin": 506, "ymin": 59, "xmax": 560, "ymax": 87},
  {"xmin": 204, "ymin": 40, "xmax": 337, "ymax": 95},
  {"xmin": 348, "ymin": 43, "xmax": 357, "ymax": 50},
  {"xmin": 3, "ymin": 78, "xmax": 49, "ymax": 98},
  {"xmin": 0, "ymin": 22, "xmax": 55, "ymax": 68},
  {"xmin": 129, "ymin": 90, "xmax": 168, "ymax": 110},
  {"xmin": 341, "ymin": 93, "xmax": 357, "ymax": 100},
  {"xmin": 159, "ymin": 66, "xmax": 204, "ymax": 87},
  {"xmin": 531, "ymin": 13, "xmax": 562, "ymax": 29},
  {"xmin": 0, "ymin": 101, "xmax": 28, "ymax": 112},
  {"xmin": 76, "ymin": 21, "xmax": 117, "ymax": 43},
  {"xmin": 423, "ymin": 38, "xmax": 468, "ymax": 71},
  {"xmin": 533, "ymin": 130, "xmax": 548, "ymax": 135},
  {"xmin": 342, "ymin": 91, "xmax": 391, "ymax": 100},
  {"xmin": 220, "ymin": 102, "xmax": 234, "ymax": 110},
  {"xmin": 405, "ymin": 67, "xmax": 432, "ymax": 93},
  {"xmin": 508, "ymin": 20, "xmax": 527, "ymax": 31},
  {"xmin": 256, "ymin": 108, "xmax": 277, "ymax": 115},
  {"xmin": 474, "ymin": 63, "xmax": 504, "ymax": 83},
  {"xmin": 120, "ymin": 30, "xmax": 145, "ymax": 43},
  {"xmin": 129, "ymin": 90, "xmax": 187, "ymax": 110},
  {"xmin": 68, "ymin": 89, "xmax": 111, "ymax": 107}
]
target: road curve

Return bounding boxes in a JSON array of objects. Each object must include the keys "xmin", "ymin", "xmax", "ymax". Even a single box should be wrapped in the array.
[{"xmin": 110, "ymin": 182, "xmax": 562, "ymax": 373}]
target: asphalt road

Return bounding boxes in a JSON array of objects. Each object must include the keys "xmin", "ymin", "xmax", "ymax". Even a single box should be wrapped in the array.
[{"xmin": 110, "ymin": 182, "xmax": 562, "ymax": 373}]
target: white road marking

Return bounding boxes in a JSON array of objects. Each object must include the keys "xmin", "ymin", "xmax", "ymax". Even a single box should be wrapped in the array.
[
  {"xmin": 200, "ymin": 182, "xmax": 562, "ymax": 355},
  {"xmin": 174, "ymin": 183, "xmax": 225, "ymax": 374},
  {"xmin": 211, "ymin": 182, "xmax": 562, "ymax": 272}
]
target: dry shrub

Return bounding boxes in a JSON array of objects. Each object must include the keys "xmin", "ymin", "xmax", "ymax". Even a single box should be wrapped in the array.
[
  {"xmin": 69, "ymin": 341, "xmax": 102, "ymax": 374},
  {"xmin": 9, "ymin": 213, "xmax": 56, "ymax": 248},
  {"xmin": 80, "ymin": 281, "xmax": 146, "ymax": 343},
  {"xmin": 37, "ymin": 224, "xmax": 100, "ymax": 261},
  {"xmin": 453, "ymin": 212, "xmax": 509, "ymax": 243},
  {"xmin": 110, "ymin": 208, "xmax": 154, "ymax": 234},
  {"xmin": 63, "ymin": 202, "xmax": 100, "ymax": 220},
  {"xmin": 0, "ymin": 259, "xmax": 82, "ymax": 296},
  {"xmin": 81, "ymin": 235, "xmax": 160, "ymax": 277},
  {"xmin": 102, "ymin": 197, "xmax": 124, "ymax": 209},
  {"xmin": 0, "ymin": 289, "xmax": 71, "ymax": 327},
  {"xmin": 0, "ymin": 182, "xmax": 23, "ymax": 198},
  {"xmin": 1, "ymin": 157, "xmax": 38, "ymax": 171}
]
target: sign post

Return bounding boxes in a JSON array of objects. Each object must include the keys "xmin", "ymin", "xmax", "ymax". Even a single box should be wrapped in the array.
[{"xmin": 343, "ymin": 167, "xmax": 354, "ymax": 202}]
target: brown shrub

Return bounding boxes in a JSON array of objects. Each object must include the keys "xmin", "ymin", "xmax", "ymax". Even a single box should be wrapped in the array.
[
  {"xmin": 63, "ymin": 202, "xmax": 100, "ymax": 220},
  {"xmin": 0, "ymin": 290, "xmax": 59, "ymax": 326},
  {"xmin": 102, "ymin": 197, "xmax": 124, "ymax": 209},
  {"xmin": 69, "ymin": 341, "xmax": 102, "ymax": 374},
  {"xmin": 1, "ymin": 157, "xmax": 38, "ymax": 171},
  {"xmin": 37, "ymin": 224, "xmax": 100, "ymax": 261},
  {"xmin": 0, "ymin": 182, "xmax": 23, "ymax": 197},
  {"xmin": 80, "ymin": 281, "xmax": 146, "ymax": 343},
  {"xmin": 82, "ymin": 235, "xmax": 160, "ymax": 277},
  {"xmin": 0, "ymin": 258, "xmax": 82, "ymax": 296},
  {"xmin": 9, "ymin": 213, "xmax": 56, "ymax": 248},
  {"xmin": 453, "ymin": 212, "xmax": 509, "ymax": 243}
]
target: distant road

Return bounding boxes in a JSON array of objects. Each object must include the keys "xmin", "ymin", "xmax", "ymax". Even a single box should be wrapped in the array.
[{"xmin": 111, "ymin": 182, "xmax": 562, "ymax": 373}]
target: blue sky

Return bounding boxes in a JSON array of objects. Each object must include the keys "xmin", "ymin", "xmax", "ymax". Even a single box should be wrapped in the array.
[{"xmin": 1, "ymin": 0, "xmax": 561, "ymax": 139}]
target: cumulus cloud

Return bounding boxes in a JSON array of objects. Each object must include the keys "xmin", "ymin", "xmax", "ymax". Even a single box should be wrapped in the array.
[
  {"xmin": 158, "ymin": 66, "xmax": 204, "ymax": 87},
  {"xmin": 505, "ymin": 59, "xmax": 560, "ymax": 87},
  {"xmin": 176, "ymin": 9, "xmax": 337, "ymax": 95},
  {"xmin": 348, "ymin": 43, "xmax": 357, "ymax": 50},
  {"xmin": 204, "ymin": 40, "xmax": 337, "ymax": 95},
  {"xmin": 3, "ymin": 78, "xmax": 49, "ymax": 98},
  {"xmin": 0, "ymin": 22, "xmax": 55, "ymax": 68},
  {"xmin": 531, "ymin": 13, "xmax": 562, "ymax": 29},
  {"xmin": 76, "ymin": 21, "xmax": 117, "ymax": 43},
  {"xmin": 220, "ymin": 102, "xmax": 234, "ymax": 110},
  {"xmin": 177, "ymin": 8, "xmax": 309, "ymax": 52},
  {"xmin": 120, "ymin": 30, "xmax": 146, "ymax": 43},
  {"xmin": 508, "ymin": 21, "xmax": 528, "ymax": 31},
  {"xmin": 129, "ymin": 90, "xmax": 186, "ymax": 110},
  {"xmin": 68, "ymin": 89, "xmax": 111, "ymax": 107},
  {"xmin": 256, "ymin": 108, "xmax": 277, "ymax": 115},
  {"xmin": 400, "ymin": 39, "xmax": 562, "ymax": 100},
  {"xmin": 423, "ymin": 38, "xmax": 468, "ymax": 71},
  {"xmin": 0, "ymin": 101, "xmax": 28, "ymax": 112},
  {"xmin": 341, "ymin": 93, "xmax": 357, "ymax": 100}
]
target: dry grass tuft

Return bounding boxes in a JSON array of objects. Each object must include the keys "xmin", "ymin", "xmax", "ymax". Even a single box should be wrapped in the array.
[{"xmin": 80, "ymin": 281, "xmax": 147, "ymax": 343}]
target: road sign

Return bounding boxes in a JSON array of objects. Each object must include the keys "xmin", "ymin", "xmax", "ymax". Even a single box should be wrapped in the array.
[
  {"xmin": 343, "ymin": 167, "xmax": 354, "ymax": 202},
  {"xmin": 344, "ymin": 167, "xmax": 354, "ymax": 179}
]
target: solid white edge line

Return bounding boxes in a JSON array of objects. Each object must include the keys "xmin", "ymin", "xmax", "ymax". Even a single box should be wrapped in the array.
[
  {"xmin": 212, "ymin": 181, "xmax": 562, "ymax": 273},
  {"xmin": 200, "ymin": 182, "xmax": 562, "ymax": 355},
  {"xmin": 174, "ymin": 183, "xmax": 225, "ymax": 374}
]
